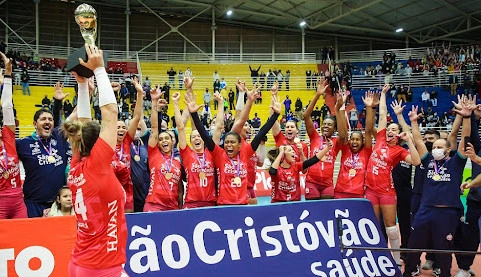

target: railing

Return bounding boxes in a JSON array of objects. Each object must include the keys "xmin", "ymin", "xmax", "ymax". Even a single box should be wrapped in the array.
[
  {"xmin": 12, "ymin": 70, "xmax": 128, "ymax": 88},
  {"xmin": 7, "ymin": 43, "xmax": 316, "ymax": 63},
  {"xmin": 340, "ymin": 47, "xmax": 427, "ymax": 62},
  {"xmin": 351, "ymin": 71, "xmax": 471, "ymax": 90}
]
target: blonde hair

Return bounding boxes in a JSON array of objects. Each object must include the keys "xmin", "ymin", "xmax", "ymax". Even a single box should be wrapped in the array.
[{"xmin": 62, "ymin": 121, "xmax": 100, "ymax": 157}]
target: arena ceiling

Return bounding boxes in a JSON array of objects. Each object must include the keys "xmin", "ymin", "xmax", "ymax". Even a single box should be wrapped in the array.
[{"xmin": 81, "ymin": 0, "xmax": 481, "ymax": 44}]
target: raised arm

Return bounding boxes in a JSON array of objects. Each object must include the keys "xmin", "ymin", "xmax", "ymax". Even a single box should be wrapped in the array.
[
  {"xmin": 231, "ymin": 82, "xmax": 259, "ymax": 134},
  {"xmin": 127, "ymin": 76, "xmax": 145, "ymax": 138},
  {"xmin": 377, "ymin": 84, "xmax": 390, "ymax": 131},
  {"xmin": 0, "ymin": 52, "xmax": 15, "ymax": 133},
  {"xmin": 408, "ymin": 105, "xmax": 427, "ymax": 158},
  {"xmin": 455, "ymin": 96, "xmax": 472, "ymax": 156},
  {"xmin": 79, "ymin": 44, "xmax": 117, "ymax": 149},
  {"xmin": 335, "ymin": 92, "xmax": 348, "ymax": 145},
  {"xmin": 362, "ymin": 91, "xmax": 375, "ymax": 149},
  {"xmin": 448, "ymin": 95, "xmax": 464, "ymax": 149},
  {"xmin": 186, "ymin": 92, "xmax": 216, "ymax": 152},
  {"xmin": 304, "ymin": 78, "xmax": 328, "ymax": 135},
  {"xmin": 212, "ymin": 92, "xmax": 225, "ymax": 144},
  {"xmin": 148, "ymin": 87, "xmax": 166, "ymax": 148},
  {"xmin": 250, "ymin": 95, "xmax": 280, "ymax": 151},
  {"xmin": 399, "ymin": 131, "xmax": 421, "ymax": 166},
  {"xmin": 171, "ymin": 92, "xmax": 187, "ymax": 150},
  {"xmin": 270, "ymin": 83, "xmax": 282, "ymax": 137},
  {"xmin": 391, "ymin": 99, "xmax": 410, "ymax": 134}
]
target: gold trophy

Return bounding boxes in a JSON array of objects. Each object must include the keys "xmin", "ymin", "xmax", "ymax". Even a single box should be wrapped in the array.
[{"xmin": 66, "ymin": 4, "xmax": 107, "ymax": 77}]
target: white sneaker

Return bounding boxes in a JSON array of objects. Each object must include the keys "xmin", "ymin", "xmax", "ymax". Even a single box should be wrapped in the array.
[
  {"xmin": 455, "ymin": 269, "xmax": 472, "ymax": 277},
  {"xmin": 422, "ymin": 260, "xmax": 433, "ymax": 270}
]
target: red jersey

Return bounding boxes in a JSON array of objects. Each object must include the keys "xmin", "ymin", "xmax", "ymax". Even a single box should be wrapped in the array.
[
  {"xmin": 335, "ymin": 143, "xmax": 372, "ymax": 195},
  {"xmin": 68, "ymin": 138, "xmax": 127, "ymax": 269},
  {"xmin": 112, "ymin": 133, "xmax": 133, "ymax": 205},
  {"xmin": 270, "ymin": 162, "xmax": 303, "ymax": 202},
  {"xmin": 274, "ymin": 132, "xmax": 308, "ymax": 162},
  {"xmin": 179, "ymin": 147, "xmax": 217, "ymax": 204},
  {"xmin": 305, "ymin": 131, "xmax": 339, "ymax": 186},
  {"xmin": 212, "ymin": 144, "xmax": 254, "ymax": 205},
  {"xmin": 146, "ymin": 146, "xmax": 182, "ymax": 210},
  {"xmin": 0, "ymin": 127, "xmax": 22, "ymax": 196},
  {"xmin": 365, "ymin": 129, "xmax": 409, "ymax": 196},
  {"xmin": 243, "ymin": 140, "xmax": 258, "ymax": 189}
]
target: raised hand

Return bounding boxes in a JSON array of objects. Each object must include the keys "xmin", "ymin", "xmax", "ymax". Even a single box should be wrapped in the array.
[
  {"xmin": 132, "ymin": 76, "xmax": 143, "ymax": 92},
  {"xmin": 0, "ymin": 51, "xmax": 12, "ymax": 75},
  {"xmin": 184, "ymin": 92, "xmax": 202, "ymax": 113},
  {"xmin": 150, "ymin": 85, "xmax": 164, "ymax": 101},
  {"xmin": 214, "ymin": 92, "xmax": 223, "ymax": 103},
  {"xmin": 398, "ymin": 132, "xmax": 412, "ymax": 142},
  {"xmin": 335, "ymin": 91, "xmax": 346, "ymax": 110},
  {"xmin": 453, "ymin": 95, "xmax": 472, "ymax": 117},
  {"xmin": 451, "ymin": 94, "xmax": 463, "ymax": 111},
  {"xmin": 78, "ymin": 44, "xmax": 104, "ymax": 70},
  {"xmin": 390, "ymin": 99, "xmax": 405, "ymax": 115},
  {"xmin": 270, "ymin": 82, "xmax": 278, "ymax": 96},
  {"xmin": 473, "ymin": 104, "xmax": 481, "ymax": 119},
  {"xmin": 156, "ymin": 99, "xmax": 168, "ymax": 111},
  {"xmin": 408, "ymin": 105, "xmax": 421, "ymax": 122},
  {"xmin": 235, "ymin": 78, "xmax": 247, "ymax": 92},
  {"xmin": 246, "ymin": 83, "xmax": 261, "ymax": 101},
  {"xmin": 171, "ymin": 92, "xmax": 180, "ymax": 104},
  {"xmin": 184, "ymin": 75, "xmax": 194, "ymax": 90},
  {"xmin": 53, "ymin": 82, "xmax": 69, "ymax": 101},
  {"xmin": 316, "ymin": 78, "xmax": 328, "ymax": 97},
  {"xmin": 465, "ymin": 142, "xmax": 477, "ymax": 160},
  {"xmin": 270, "ymin": 95, "xmax": 281, "ymax": 114},
  {"xmin": 362, "ymin": 91, "xmax": 374, "ymax": 107},
  {"xmin": 381, "ymin": 84, "xmax": 390, "ymax": 94}
]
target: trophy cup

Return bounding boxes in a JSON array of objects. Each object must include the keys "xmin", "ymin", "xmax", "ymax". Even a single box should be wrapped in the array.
[{"xmin": 66, "ymin": 3, "xmax": 108, "ymax": 78}]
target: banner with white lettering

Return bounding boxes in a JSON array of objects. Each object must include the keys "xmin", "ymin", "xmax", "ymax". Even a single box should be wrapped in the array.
[{"xmin": 125, "ymin": 199, "xmax": 401, "ymax": 277}]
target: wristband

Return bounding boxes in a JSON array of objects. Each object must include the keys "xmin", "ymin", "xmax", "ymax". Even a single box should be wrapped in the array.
[{"xmin": 463, "ymin": 116, "xmax": 470, "ymax": 119}]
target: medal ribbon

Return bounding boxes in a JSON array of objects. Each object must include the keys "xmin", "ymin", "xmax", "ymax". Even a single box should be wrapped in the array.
[
  {"xmin": 433, "ymin": 158, "xmax": 449, "ymax": 175},
  {"xmin": 37, "ymin": 135, "xmax": 52, "ymax": 156},
  {"xmin": 196, "ymin": 151, "xmax": 206, "ymax": 172},
  {"xmin": 131, "ymin": 140, "xmax": 141, "ymax": 158},
  {"xmin": 117, "ymin": 143, "xmax": 124, "ymax": 161},
  {"xmin": 351, "ymin": 152, "xmax": 359, "ymax": 170},
  {"xmin": 229, "ymin": 153, "xmax": 241, "ymax": 177},
  {"xmin": 162, "ymin": 153, "xmax": 174, "ymax": 173}
]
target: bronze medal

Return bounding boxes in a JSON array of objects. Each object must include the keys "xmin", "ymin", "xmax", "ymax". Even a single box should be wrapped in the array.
[
  {"xmin": 349, "ymin": 169, "xmax": 356, "ymax": 176},
  {"xmin": 165, "ymin": 172, "xmax": 173, "ymax": 180},
  {"xmin": 199, "ymin": 172, "xmax": 206, "ymax": 179},
  {"xmin": 134, "ymin": 155, "xmax": 141, "ymax": 162},
  {"xmin": 432, "ymin": 174, "xmax": 441, "ymax": 181},
  {"xmin": 2, "ymin": 171, "xmax": 8, "ymax": 179},
  {"xmin": 47, "ymin": 155, "xmax": 56, "ymax": 163},
  {"xmin": 234, "ymin": 177, "xmax": 242, "ymax": 185}
]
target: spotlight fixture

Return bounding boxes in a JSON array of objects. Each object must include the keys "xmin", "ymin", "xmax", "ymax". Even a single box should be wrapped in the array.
[
  {"xmin": 395, "ymin": 28, "xmax": 404, "ymax": 33},
  {"xmin": 300, "ymin": 21, "xmax": 307, "ymax": 27},
  {"xmin": 226, "ymin": 10, "xmax": 233, "ymax": 16}
]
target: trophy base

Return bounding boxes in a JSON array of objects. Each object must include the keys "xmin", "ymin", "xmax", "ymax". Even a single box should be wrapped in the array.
[{"xmin": 66, "ymin": 46, "xmax": 108, "ymax": 78}]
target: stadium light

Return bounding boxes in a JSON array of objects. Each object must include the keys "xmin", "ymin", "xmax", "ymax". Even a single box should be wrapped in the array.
[
  {"xmin": 226, "ymin": 10, "xmax": 233, "ymax": 16},
  {"xmin": 300, "ymin": 21, "xmax": 307, "ymax": 27},
  {"xmin": 395, "ymin": 28, "xmax": 404, "ymax": 33}
]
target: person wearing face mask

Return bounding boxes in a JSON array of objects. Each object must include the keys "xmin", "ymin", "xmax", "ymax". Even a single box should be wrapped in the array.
[
  {"xmin": 334, "ymin": 90, "xmax": 375, "ymax": 199},
  {"xmin": 144, "ymin": 94, "xmax": 183, "ymax": 212},
  {"xmin": 111, "ymin": 77, "xmax": 144, "ymax": 213},
  {"xmin": 403, "ymin": 97, "xmax": 472, "ymax": 277},
  {"xmin": 365, "ymin": 85, "xmax": 421, "ymax": 268},
  {"xmin": 269, "ymin": 142, "xmax": 331, "ymax": 203}
]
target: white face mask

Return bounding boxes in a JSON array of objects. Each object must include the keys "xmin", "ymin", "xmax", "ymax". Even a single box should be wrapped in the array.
[
  {"xmin": 432, "ymin": 148, "xmax": 445, "ymax": 161},
  {"xmin": 134, "ymin": 130, "xmax": 142, "ymax": 140}
]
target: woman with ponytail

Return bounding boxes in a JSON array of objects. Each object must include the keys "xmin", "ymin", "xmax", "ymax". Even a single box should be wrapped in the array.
[{"xmin": 63, "ymin": 44, "xmax": 128, "ymax": 277}]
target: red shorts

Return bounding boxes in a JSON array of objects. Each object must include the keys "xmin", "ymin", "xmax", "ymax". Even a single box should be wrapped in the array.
[
  {"xmin": 305, "ymin": 181, "xmax": 334, "ymax": 199},
  {"xmin": 364, "ymin": 187, "xmax": 397, "ymax": 206},
  {"xmin": 0, "ymin": 195, "xmax": 27, "ymax": 219},
  {"xmin": 143, "ymin": 202, "xmax": 177, "ymax": 212},
  {"xmin": 68, "ymin": 261, "xmax": 129, "ymax": 277},
  {"xmin": 183, "ymin": 201, "xmax": 216, "ymax": 209},
  {"xmin": 334, "ymin": 191, "xmax": 364, "ymax": 199}
]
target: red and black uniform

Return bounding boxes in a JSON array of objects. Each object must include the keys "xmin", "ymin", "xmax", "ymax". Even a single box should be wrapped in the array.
[
  {"xmin": 191, "ymin": 110, "xmax": 280, "ymax": 205},
  {"xmin": 335, "ymin": 144, "xmax": 372, "ymax": 198}
]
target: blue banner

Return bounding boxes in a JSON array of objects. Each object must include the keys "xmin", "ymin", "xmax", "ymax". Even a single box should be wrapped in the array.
[{"xmin": 125, "ymin": 199, "xmax": 401, "ymax": 277}]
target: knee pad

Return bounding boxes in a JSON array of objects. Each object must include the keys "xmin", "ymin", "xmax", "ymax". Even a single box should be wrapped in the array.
[{"xmin": 386, "ymin": 225, "xmax": 399, "ymax": 240}]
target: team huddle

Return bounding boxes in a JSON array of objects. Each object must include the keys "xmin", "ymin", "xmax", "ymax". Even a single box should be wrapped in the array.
[{"xmin": 0, "ymin": 44, "xmax": 480, "ymax": 277}]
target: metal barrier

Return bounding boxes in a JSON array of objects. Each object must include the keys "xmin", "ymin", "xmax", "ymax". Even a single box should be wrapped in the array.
[{"xmin": 340, "ymin": 47, "xmax": 427, "ymax": 62}]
